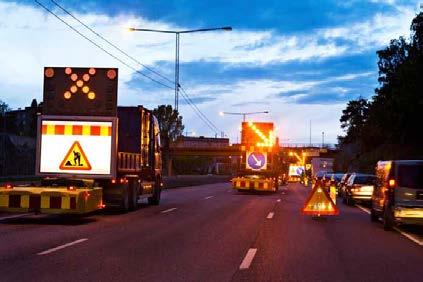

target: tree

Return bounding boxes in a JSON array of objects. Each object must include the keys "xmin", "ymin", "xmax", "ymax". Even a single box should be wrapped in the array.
[
  {"xmin": 0, "ymin": 100, "xmax": 10, "ymax": 115},
  {"xmin": 152, "ymin": 105, "xmax": 184, "ymax": 174},
  {"xmin": 338, "ymin": 98, "xmax": 369, "ymax": 145},
  {"xmin": 337, "ymin": 12, "xmax": 423, "ymax": 171}
]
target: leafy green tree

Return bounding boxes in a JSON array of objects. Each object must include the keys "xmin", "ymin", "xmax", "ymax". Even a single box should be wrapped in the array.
[
  {"xmin": 338, "ymin": 98, "xmax": 369, "ymax": 145},
  {"xmin": 0, "ymin": 100, "xmax": 10, "ymax": 115},
  {"xmin": 337, "ymin": 12, "xmax": 423, "ymax": 171},
  {"xmin": 153, "ymin": 105, "xmax": 184, "ymax": 174}
]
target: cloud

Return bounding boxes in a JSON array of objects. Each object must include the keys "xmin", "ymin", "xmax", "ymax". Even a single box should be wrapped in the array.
[{"xmin": 0, "ymin": 0, "xmax": 417, "ymax": 143}]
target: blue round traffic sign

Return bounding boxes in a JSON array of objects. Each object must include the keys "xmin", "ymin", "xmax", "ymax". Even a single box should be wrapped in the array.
[{"xmin": 247, "ymin": 152, "xmax": 266, "ymax": 170}]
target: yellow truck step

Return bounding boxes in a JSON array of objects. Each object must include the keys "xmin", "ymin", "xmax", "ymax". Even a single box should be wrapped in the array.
[{"xmin": 0, "ymin": 186, "xmax": 103, "ymax": 214}]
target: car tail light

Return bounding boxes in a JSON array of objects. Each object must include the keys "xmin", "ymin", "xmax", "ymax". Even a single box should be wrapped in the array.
[
  {"xmin": 67, "ymin": 186, "xmax": 76, "ymax": 191},
  {"xmin": 5, "ymin": 184, "xmax": 13, "ymax": 189},
  {"xmin": 389, "ymin": 179, "xmax": 396, "ymax": 188}
]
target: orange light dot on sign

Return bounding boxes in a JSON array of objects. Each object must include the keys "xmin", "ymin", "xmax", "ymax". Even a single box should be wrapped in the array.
[
  {"xmin": 88, "ymin": 91, "xmax": 96, "ymax": 100},
  {"xmin": 65, "ymin": 67, "xmax": 72, "ymax": 74},
  {"xmin": 76, "ymin": 80, "xmax": 84, "ymax": 87},
  {"xmin": 64, "ymin": 91, "xmax": 72, "ymax": 99},
  {"xmin": 107, "ymin": 69, "xmax": 117, "ymax": 80},
  {"xmin": 70, "ymin": 73, "xmax": 78, "ymax": 81},
  {"xmin": 82, "ymin": 73, "xmax": 90, "ymax": 82},
  {"xmin": 89, "ymin": 68, "xmax": 96, "ymax": 75},
  {"xmin": 70, "ymin": 85, "xmax": 78, "ymax": 93},
  {"xmin": 44, "ymin": 68, "xmax": 54, "ymax": 78},
  {"xmin": 82, "ymin": 86, "xmax": 90, "ymax": 94}
]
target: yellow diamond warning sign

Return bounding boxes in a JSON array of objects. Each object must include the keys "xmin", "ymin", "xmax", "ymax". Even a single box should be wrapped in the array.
[{"xmin": 59, "ymin": 141, "xmax": 92, "ymax": 171}]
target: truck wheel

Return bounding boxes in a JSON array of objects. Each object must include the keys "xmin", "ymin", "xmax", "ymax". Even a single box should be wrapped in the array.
[
  {"xmin": 148, "ymin": 178, "xmax": 161, "ymax": 205},
  {"xmin": 383, "ymin": 205, "xmax": 394, "ymax": 231},
  {"xmin": 128, "ymin": 179, "xmax": 139, "ymax": 211},
  {"xmin": 121, "ymin": 185, "xmax": 130, "ymax": 212}
]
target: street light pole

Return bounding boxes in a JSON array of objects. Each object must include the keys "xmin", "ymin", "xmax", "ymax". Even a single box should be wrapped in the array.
[
  {"xmin": 175, "ymin": 33, "xmax": 180, "ymax": 110},
  {"xmin": 129, "ymin": 26, "xmax": 232, "ymax": 111}
]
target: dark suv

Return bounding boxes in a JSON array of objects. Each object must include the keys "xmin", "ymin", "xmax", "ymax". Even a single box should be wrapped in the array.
[{"xmin": 371, "ymin": 160, "xmax": 423, "ymax": 230}]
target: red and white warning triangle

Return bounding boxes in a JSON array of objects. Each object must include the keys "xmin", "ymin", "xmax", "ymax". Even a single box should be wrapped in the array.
[
  {"xmin": 59, "ymin": 141, "xmax": 92, "ymax": 171},
  {"xmin": 301, "ymin": 184, "xmax": 339, "ymax": 216}
]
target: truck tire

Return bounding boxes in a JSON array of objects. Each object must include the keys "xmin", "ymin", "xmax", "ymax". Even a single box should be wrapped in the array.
[
  {"xmin": 148, "ymin": 177, "xmax": 161, "ymax": 205},
  {"xmin": 128, "ymin": 179, "xmax": 139, "ymax": 211},
  {"xmin": 120, "ymin": 184, "xmax": 130, "ymax": 212}
]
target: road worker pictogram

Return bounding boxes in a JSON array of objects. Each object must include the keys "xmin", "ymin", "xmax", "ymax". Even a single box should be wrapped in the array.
[{"xmin": 59, "ymin": 141, "xmax": 92, "ymax": 170}]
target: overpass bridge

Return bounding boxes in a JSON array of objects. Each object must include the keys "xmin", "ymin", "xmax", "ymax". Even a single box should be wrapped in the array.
[{"xmin": 167, "ymin": 136, "xmax": 338, "ymax": 175}]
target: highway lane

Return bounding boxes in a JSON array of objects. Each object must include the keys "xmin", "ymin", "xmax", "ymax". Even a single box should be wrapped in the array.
[
  {"xmin": 0, "ymin": 182, "xmax": 422, "ymax": 282},
  {"xmin": 233, "ymin": 183, "xmax": 423, "ymax": 282},
  {"xmin": 0, "ymin": 182, "xmax": 280, "ymax": 281}
]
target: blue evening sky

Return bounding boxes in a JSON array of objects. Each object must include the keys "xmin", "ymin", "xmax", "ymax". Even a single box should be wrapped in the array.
[{"xmin": 0, "ymin": 0, "xmax": 420, "ymax": 143}]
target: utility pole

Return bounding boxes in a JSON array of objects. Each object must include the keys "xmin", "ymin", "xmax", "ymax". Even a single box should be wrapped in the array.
[
  {"xmin": 322, "ymin": 131, "xmax": 325, "ymax": 148},
  {"xmin": 309, "ymin": 120, "xmax": 311, "ymax": 146}
]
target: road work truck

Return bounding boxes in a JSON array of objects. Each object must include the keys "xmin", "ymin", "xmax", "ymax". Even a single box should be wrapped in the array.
[
  {"xmin": 0, "ymin": 67, "xmax": 162, "ymax": 214},
  {"xmin": 232, "ymin": 121, "xmax": 279, "ymax": 192}
]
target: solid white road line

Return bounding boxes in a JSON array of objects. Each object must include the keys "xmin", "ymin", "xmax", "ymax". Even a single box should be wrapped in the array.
[
  {"xmin": 37, "ymin": 238, "xmax": 88, "ymax": 255},
  {"xmin": 356, "ymin": 204, "xmax": 423, "ymax": 246},
  {"xmin": 239, "ymin": 248, "xmax": 258, "ymax": 270},
  {"xmin": 393, "ymin": 227, "xmax": 423, "ymax": 246},
  {"xmin": 355, "ymin": 204, "xmax": 370, "ymax": 214},
  {"xmin": 205, "ymin": 196, "xmax": 214, "ymax": 200},
  {"xmin": 267, "ymin": 212, "xmax": 274, "ymax": 219},
  {"xmin": 0, "ymin": 213, "xmax": 33, "ymax": 221},
  {"xmin": 277, "ymin": 199, "xmax": 281, "ymax": 202},
  {"xmin": 161, "ymin": 208, "xmax": 177, "ymax": 214}
]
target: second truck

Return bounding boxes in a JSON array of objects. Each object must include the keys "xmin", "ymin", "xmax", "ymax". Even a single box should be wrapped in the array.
[
  {"xmin": 0, "ymin": 67, "xmax": 162, "ymax": 214},
  {"xmin": 232, "ymin": 121, "xmax": 280, "ymax": 192}
]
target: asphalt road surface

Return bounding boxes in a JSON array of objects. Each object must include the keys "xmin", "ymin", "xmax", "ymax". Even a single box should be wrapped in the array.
[{"xmin": 1, "ymin": 182, "xmax": 422, "ymax": 282}]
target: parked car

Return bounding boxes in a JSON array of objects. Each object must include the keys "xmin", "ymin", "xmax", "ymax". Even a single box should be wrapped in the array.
[
  {"xmin": 343, "ymin": 173, "xmax": 376, "ymax": 205},
  {"xmin": 371, "ymin": 160, "xmax": 423, "ymax": 230},
  {"xmin": 338, "ymin": 173, "xmax": 352, "ymax": 197}
]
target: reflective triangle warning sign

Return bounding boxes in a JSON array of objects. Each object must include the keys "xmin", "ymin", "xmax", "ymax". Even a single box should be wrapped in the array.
[
  {"xmin": 59, "ymin": 141, "xmax": 92, "ymax": 170},
  {"xmin": 301, "ymin": 185, "xmax": 339, "ymax": 216}
]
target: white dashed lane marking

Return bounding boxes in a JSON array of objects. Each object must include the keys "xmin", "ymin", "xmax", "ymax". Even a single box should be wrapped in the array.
[
  {"xmin": 205, "ymin": 196, "xmax": 214, "ymax": 200},
  {"xmin": 161, "ymin": 208, "xmax": 177, "ymax": 214},
  {"xmin": 267, "ymin": 212, "xmax": 274, "ymax": 219},
  {"xmin": 239, "ymin": 248, "xmax": 257, "ymax": 270},
  {"xmin": 37, "ymin": 238, "xmax": 88, "ymax": 255}
]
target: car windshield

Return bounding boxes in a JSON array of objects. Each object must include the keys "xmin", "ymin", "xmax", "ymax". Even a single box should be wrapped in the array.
[
  {"xmin": 354, "ymin": 175, "xmax": 375, "ymax": 185},
  {"xmin": 398, "ymin": 164, "xmax": 423, "ymax": 189}
]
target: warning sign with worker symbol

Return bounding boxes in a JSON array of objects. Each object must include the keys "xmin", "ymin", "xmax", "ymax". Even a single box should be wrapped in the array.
[
  {"xmin": 59, "ymin": 141, "xmax": 92, "ymax": 170},
  {"xmin": 38, "ymin": 118, "xmax": 116, "ymax": 177},
  {"xmin": 246, "ymin": 151, "xmax": 267, "ymax": 170}
]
